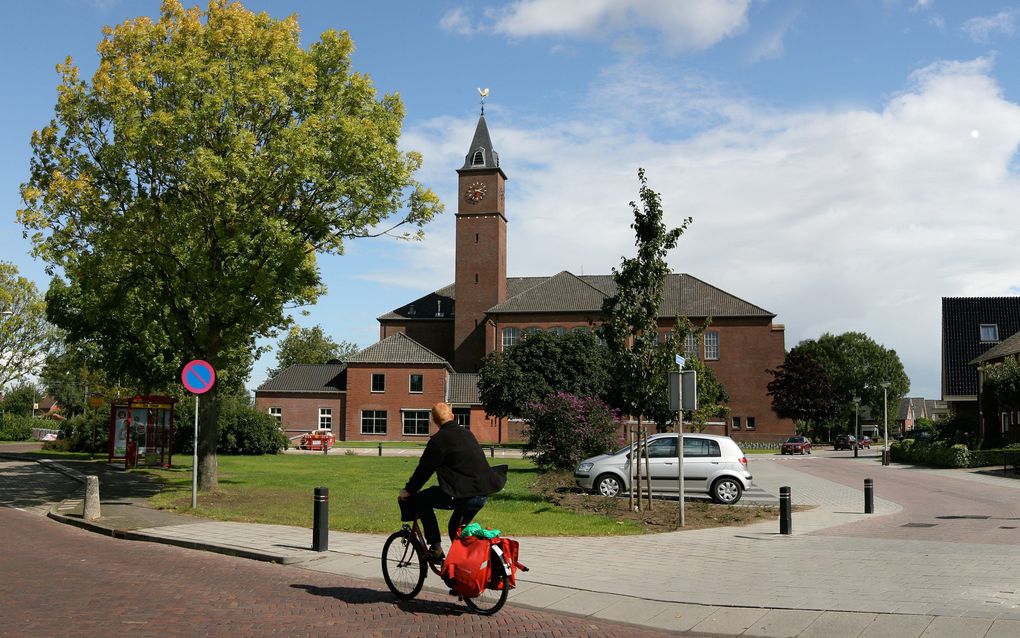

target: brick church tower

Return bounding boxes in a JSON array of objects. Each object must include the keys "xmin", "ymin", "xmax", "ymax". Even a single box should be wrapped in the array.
[{"xmin": 454, "ymin": 114, "xmax": 507, "ymax": 371}]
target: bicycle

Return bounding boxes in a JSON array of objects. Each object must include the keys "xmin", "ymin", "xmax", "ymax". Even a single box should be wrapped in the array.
[{"xmin": 381, "ymin": 515, "xmax": 515, "ymax": 615}]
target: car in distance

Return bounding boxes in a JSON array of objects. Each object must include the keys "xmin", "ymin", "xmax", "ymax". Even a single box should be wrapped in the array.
[
  {"xmin": 857, "ymin": 436, "xmax": 872, "ymax": 449},
  {"xmin": 573, "ymin": 433, "xmax": 753, "ymax": 505},
  {"xmin": 833, "ymin": 433, "xmax": 858, "ymax": 450},
  {"xmin": 781, "ymin": 436, "xmax": 812, "ymax": 455}
]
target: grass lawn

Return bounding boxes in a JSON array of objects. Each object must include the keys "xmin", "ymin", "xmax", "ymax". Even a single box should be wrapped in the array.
[{"xmin": 143, "ymin": 455, "xmax": 647, "ymax": 537}]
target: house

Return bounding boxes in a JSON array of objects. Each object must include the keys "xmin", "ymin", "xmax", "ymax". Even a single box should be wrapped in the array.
[
  {"xmin": 256, "ymin": 112, "xmax": 795, "ymax": 443},
  {"xmin": 969, "ymin": 328, "xmax": 1020, "ymax": 445},
  {"xmin": 941, "ymin": 297, "xmax": 1020, "ymax": 428}
]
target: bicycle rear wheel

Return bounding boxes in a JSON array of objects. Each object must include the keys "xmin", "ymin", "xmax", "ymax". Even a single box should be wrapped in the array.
[
  {"xmin": 381, "ymin": 530, "xmax": 426, "ymax": 599},
  {"xmin": 463, "ymin": 575, "xmax": 510, "ymax": 615}
]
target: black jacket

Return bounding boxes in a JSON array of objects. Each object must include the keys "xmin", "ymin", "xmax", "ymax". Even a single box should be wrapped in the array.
[{"xmin": 404, "ymin": 421, "xmax": 507, "ymax": 498}]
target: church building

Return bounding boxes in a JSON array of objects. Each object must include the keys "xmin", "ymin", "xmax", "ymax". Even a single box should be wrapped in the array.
[{"xmin": 256, "ymin": 113, "xmax": 795, "ymax": 445}]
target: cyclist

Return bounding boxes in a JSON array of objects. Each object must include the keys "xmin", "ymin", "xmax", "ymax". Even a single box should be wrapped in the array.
[{"xmin": 398, "ymin": 402, "xmax": 507, "ymax": 563}]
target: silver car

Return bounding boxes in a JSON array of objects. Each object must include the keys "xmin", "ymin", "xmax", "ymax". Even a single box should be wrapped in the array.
[{"xmin": 573, "ymin": 433, "xmax": 753, "ymax": 504}]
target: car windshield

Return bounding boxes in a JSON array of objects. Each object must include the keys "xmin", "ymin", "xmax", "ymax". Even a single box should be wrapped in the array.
[{"xmin": 786, "ymin": 437, "xmax": 801, "ymax": 443}]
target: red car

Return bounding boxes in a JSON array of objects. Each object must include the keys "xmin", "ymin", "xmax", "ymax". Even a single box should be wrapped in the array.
[
  {"xmin": 781, "ymin": 436, "xmax": 812, "ymax": 455},
  {"xmin": 857, "ymin": 436, "xmax": 872, "ymax": 449}
]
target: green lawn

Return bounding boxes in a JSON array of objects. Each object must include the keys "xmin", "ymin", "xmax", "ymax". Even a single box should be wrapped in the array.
[{"xmin": 144, "ymin": 455, "xmax": 644, "ymax": 537}]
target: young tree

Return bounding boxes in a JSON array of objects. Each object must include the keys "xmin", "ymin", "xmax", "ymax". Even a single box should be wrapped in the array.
[
  {"xmin": 18, "ymin": 1, "xmax": 441, "ymax": 490},
  {"xmin": 0, "ymin": 262, "xmax": 59, "ymax": 389},
  {"xmin": 767, "ymin": 349, "xmax": 840, "ymax": 440},
  {"xmin": 478, "ymin": 329, "xmax": 610, "ymax": 419},
  {"xmin": 267, "ymin": 325, "xmax": 358, "ymax": 378}
]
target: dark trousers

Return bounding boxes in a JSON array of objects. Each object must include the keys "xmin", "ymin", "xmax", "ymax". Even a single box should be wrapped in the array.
[{"xmin": 412, "ymin": 486, "xmax": 487, "ymax": 547}]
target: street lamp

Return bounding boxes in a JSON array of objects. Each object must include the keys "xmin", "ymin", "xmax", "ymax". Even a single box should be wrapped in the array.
[
  {"xmin": 853, "ymin": 396, "xmax": 861, "ymax": 458},
  {"xmin": 880, "ymin": 382, "xmax": 891, "ymax": 466}
]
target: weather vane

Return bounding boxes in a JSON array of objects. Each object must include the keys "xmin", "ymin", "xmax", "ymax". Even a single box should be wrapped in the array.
[{"xmin": 477, "ymin": 87, "xmax": 489, "ymax": 115}]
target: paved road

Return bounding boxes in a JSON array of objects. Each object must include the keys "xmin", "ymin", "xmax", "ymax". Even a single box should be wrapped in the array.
[{"xmin": 0, "ymin": 505, "xmax": 687, "ymax": 638}]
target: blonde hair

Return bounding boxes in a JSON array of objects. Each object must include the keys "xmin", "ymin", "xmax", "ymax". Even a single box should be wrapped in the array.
[{"xmin": 431, "ymin": 402, "xmax": 454, "ymax": 424}]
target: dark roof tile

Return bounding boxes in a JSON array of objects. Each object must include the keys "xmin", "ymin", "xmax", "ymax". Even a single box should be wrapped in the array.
[
  {"xmin": 942, "ymin": 297, "xmax": 1020, "ymax": 396},
  {"xmin": 257, "ymin": 364, "xmax": 346, "ymax": 393},
  {"xmin": 346, "ymin": 333, "xmax": 452, "ymax": 370}
]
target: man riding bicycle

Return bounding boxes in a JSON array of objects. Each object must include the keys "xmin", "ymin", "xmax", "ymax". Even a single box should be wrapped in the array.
[{"xmin": 398, "ymin": 402, "xmax": 507, "ymax": 563}]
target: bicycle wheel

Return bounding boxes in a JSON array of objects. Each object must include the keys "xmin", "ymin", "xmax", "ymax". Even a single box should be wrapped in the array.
[
  {"xmin": 381, "ymin": 530, "xmax": 426, "ymax": 599},
  {"xmin": 463, "ymin": 575, "xmax": 510, "ymax": 615}
]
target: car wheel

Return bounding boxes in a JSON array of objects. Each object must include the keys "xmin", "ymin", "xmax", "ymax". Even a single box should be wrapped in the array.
[
  {"xmin": 595, "ymin": 474, "xmax": 623, "ymax": 498},
  {"xmin": 711, "ymin": 477, "xmax": 743, "ymax": 505},
  {"xmin": 806, "ymin": 449, "xmax": 811, "ymax": 454}
]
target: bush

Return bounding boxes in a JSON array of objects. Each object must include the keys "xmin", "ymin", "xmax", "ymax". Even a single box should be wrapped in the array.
[
  {"xmin": 523, "ymin": 392, "xmax": 621, "ymax": 471},
  {"xmin": 61, "ymin": 409, "xmax": 110, "ymax": 453},
  {"xmin": 217, "ymin": 402, "xmax": 287, "ymax": 455},
  {"xmin": 0, "ymin": 413, "xmax": 34, "ymax": 441},
  {"xmin": 890, "ymin": 439, "xmax": 972, "ymax": 467}
]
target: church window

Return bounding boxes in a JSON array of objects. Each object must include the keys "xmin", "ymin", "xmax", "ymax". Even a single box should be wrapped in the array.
[{"xmin": 472, "ymin": 148, "xmax": 485, "ymax": 166}]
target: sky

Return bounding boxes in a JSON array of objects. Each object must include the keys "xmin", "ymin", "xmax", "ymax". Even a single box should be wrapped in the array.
[{"xmin": 3, "ymin": 0, "xmax": 1020, "ymax": 399}]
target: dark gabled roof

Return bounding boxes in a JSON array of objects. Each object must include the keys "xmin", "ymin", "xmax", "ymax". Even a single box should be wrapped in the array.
[
  {"xmin": 346, "ymin": 333, "xmax": 453, "ymax": 370},
  {"xmin": 458, "ymin": 115, "xmax": 503, "ymax": 175},
  {"xmin": 382, "ymin": 272, "xmax": 773, "ymax": 321},
  {"xmin": 942, "ymin": 297, "xmax": 1020, "ymax": 396},
  {"xmin": 257, "ymin": 364, "xmax": 347, "ymax": 393},
  {"xmin": 897, "ymin": 397, "xmax": 927, "ymax": 420},
  {"xmin": 969, "ymin": 329, "xmax": 1020, "ymax": 365},
  {"xmin": 448, "ymin": 373, "xmax": 482, "ymax": 405}
]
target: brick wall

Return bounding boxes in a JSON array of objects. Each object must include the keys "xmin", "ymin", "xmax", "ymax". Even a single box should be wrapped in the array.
[
  {"xmin": 344, "ymin": 363, "xmax": 449, "ymax": 442},
  {"xmin": 254, "ymin": 392, "xmax": 345, "ymax": 441}
]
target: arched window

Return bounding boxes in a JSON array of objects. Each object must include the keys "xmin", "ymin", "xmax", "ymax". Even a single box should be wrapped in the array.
[
  {"xmin": 472, "ymin": 148, "xmax": 485, "ymax": 166},
  {"xmin": 502, "ymin": 327, "xmax": 520, "ymax": 349},
  {"xmin": 548, "ymin": 326, "xmax": 567, "ymax": 336},
  {"xmin": 522, "ymin": 327, "xmax": 541, "ymax": 339},
  {"xmin": 572, "ymin": 326, "xmax": 591, "ymax": 334}
]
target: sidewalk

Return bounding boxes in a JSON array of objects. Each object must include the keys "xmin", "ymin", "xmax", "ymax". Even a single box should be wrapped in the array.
[{"xmin": 9, "ymin": 451, "xmax": 1020, "ymax": 638}]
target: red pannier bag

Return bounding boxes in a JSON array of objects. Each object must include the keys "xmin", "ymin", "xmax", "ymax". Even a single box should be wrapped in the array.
[
  {"xmin": 440, "ymin": 536, "xmax": 492, "ymax": 598},
  {"xmin": 488, "ymin": 537, "xmax": 520, "ymax": 590}
]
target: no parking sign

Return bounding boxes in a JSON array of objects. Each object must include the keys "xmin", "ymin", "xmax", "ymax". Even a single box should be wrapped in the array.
[{"xmin": 182, "ymin": 359, "xmax": 216, "ymax": 509}]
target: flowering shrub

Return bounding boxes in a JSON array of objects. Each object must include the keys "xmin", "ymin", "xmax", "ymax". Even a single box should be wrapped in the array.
[{"xmin": 523, "ymin": 392, "xmax": 621, "ymax": 471}]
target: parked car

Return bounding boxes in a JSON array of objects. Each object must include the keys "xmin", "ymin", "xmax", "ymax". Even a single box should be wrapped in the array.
[
  {"xmin": 573, "ymin": 433, "xmax": 753, "ymax": 504},
  {"xmin": 857, "ymin": 436, "xmax": 872, "ymax": 449},
  {"xmin": 781, "ymin": 436, "xmax": 812, "ymax": 455},
  {"xmin": 833, "ymin": 433, "xmax": 858, "ymax": 451}
]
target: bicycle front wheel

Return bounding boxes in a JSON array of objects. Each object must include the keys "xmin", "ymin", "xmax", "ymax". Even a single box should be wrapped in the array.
[
  {"xmin": 463, "ymin": 575, "xmax": 510, "ymax": 615},
  {"xmin": 381, "ymin": 530, "xmax": 426, "ymax": 599}
]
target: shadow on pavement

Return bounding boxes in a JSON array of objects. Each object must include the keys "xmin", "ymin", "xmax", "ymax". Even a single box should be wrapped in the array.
[{"xmin": 290, "ymin": 583, "xmax": 468, "ymax": 616}]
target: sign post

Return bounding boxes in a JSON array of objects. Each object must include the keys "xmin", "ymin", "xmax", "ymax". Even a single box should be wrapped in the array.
[
  {"xmin": 181, "ymin": 359, "xmax": 216, "ymax": 509},
  {"xmin": 670, "ymin": 358, "xmax": 698, "ymax": 528}
]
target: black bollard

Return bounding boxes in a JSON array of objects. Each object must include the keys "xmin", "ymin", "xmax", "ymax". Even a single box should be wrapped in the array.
[
  {"xmin": 882, "ymin": 449, "xmax": 890, "ymax": 466},
  {"xmin": 490, "ymin": 446, "xmax": 495, "ymax": 459},
  {"xmin": 854, "ymin": 442, "xmax": 859, "ymax": 458},
  {"xmin": 864, "ymin": 478, "xmax": 874, "ymax": 514},
  {"xmin": 313, "ymin": 486, "xmax": 329, "ymax": 552},
  {"xmin": 378, "ymin": 442, "xmax": 382, "ymax": 457},
  {"xmin": 779, "ymin": 486, "xmax": 792, "ymax": 535}
]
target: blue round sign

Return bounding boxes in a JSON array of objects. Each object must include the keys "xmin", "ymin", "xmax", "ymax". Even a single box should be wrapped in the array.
[{"xmin": 181, "ymin": 359, "xmax": 216, "ymax": 394}]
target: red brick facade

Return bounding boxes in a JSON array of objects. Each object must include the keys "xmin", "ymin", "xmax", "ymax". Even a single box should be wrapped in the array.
[{"xmin": 255, "ymin": 392, "xmax": 345, "ymax": 442}]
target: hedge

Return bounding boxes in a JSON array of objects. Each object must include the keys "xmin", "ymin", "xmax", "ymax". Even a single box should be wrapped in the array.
[{"xmin": 890, "ymin": 439, "xmax": 1020, "ymax": 469}]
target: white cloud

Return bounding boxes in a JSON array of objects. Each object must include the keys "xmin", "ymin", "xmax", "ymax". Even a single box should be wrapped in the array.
[
  {"xmin": 962, "ymin": 9, "xmax": 1019, "ymax": 44},
  {"xmin": 747, "ymin": 9, "xmax": 801, "ymax": 63},
  {"xmin": 397, "ymin": 56, "xmax": 1020, "ymax": 398},
  {"xmin": 485, "ymin": 0, "xmax": 751, "ymax": 51},
  {"xmin": 439, "ymin": 7, "xmax": 477, "ymax": 36}
]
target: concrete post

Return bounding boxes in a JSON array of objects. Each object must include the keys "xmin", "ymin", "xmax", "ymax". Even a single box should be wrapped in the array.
[{"xmin": 84, "ymin": 475, "xmax": 101, "ymax": 521}]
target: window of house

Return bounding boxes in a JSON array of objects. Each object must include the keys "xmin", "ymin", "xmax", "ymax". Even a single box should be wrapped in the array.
[
  {"xmin": 746, "ymin": 416, "xmax": 756, "ymax": 431},
  {"xmin": 732, "ymin": 416, "xmax": 741, "ymax": 430},
  {"xmin": 319, "ymin": 408, "xmax": 332, "ymax": 430},
  {"xmin": 453, "ymin": 407, "xmax": 471, "ymax": 427},
  {"xmin": 403, "ymin": 409, "xmax": 431, "ymax": 436},
  {"xmin": 522, "ymin": 327, "xmax": 541, "ymax": 339},
  {"xmin": 685, "ymin": 333, "xmax": 698, "ymax": 357},
  {"xmin": 361, "ymin": 410, "xmax": 387, "ymax": 435},
  {"xmin": 548, "ymin": 326, "xmax": 567, "ymax": 336},
  {"xmin": 371, "ymin": 373, "xmax": 385, "ymax": 392},
  {"xmin": 572, "ymin": 326, "xmax": 590, "ymax": 334},
  {"xmin": 268, "ymin": 407, "xmax": 282, "ymax": 428},
  {"xmin": 705, "ymin": 331, "xmax": 720, "ymax": 360},
  {"xmin": 502, "ymin": 327, "xmax": 520, "ymax": 349},
  {"xmin": 409, "ymin": 374, "xmax": 423, "ymax": 393},
  {"xmin": 980, "ymin": 324, "xmax": 1000, "ymax": 342}
]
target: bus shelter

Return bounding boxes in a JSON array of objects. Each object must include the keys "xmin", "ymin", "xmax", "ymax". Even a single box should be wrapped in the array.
[{"xmin": 108, "ymin": 396, "xmax": 176, "ymax": 469}]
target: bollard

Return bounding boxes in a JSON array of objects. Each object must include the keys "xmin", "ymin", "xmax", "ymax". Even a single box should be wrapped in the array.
[
  {"xmin": 779, "ymin": 486, "xmax": 792, "ymax": 535},
  {"xmin": 854, "ymin": 443, "xmax": 858, "ymax": 458},
  {"xmin": 864, "ymin": 478, "xmax": 874, "ymax": 514},
  {"xmin": 313, "ymin": 486, "xmax": 329, "ymax": 552},
  {"xmin": 378, "ymin": 442, "xmax": 383, "ymax": 457},
  {"xmin": 489, "ymin": 446, "xmax": 495, "ymax": 459},
  {"xmin": 882, "ymin": 449, "xmax": 890, "ymax": 466},
  {"xmin": 84, "ymin": 475, "xmax": 101, "ymax": 521}
]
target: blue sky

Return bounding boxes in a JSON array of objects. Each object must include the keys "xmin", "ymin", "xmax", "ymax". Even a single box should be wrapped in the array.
[{"xmin": 4, "ymin": 0, "xmax": 1020, "ymax": 399}]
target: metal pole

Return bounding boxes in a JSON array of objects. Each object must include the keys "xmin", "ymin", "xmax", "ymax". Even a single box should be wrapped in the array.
[
  {"xmin": 779, "ymin": 486, "xmax": 792, "ymax": 534},
  {"xmin": 628, "ymin": 428, "xmax": 635, "ymax": 511},
  {"xmin": 378, "ymin": 442, "xmax": 382, "ymax": 457},
  {"xmin": 191, "ymin": 395, "xmax": 199, "ymax": 509},
  {"xmin": 864, "ymin": 478, "xmax": 874, "ymax": 514},
  {"xmin": 853, "ymin": 397, "xmax": 860, "ymax": 458},
  {"xmin": 882, "ymin": 384, "xmax": 890, "ymax": 466},
  {"xmin": 313, "ymin": 486, "xmax": 329, "ymax": 551}
]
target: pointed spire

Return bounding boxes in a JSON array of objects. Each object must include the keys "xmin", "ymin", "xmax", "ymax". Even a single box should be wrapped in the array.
[{"xmin": 460, "ymin": 115, "xmax": 500, "ymax": 171}]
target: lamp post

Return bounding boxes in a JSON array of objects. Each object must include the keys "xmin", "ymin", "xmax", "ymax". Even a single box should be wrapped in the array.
[
  {"xmin": 853, "ymin": 396, "xmax": 861, "ymax": 458},
  {"xmin": 881, "ymin": 382, "xmax": 891, "ymax": 466}
]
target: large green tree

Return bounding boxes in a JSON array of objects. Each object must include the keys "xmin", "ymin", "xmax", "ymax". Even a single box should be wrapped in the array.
[
  {"xmin": 767, "ymin": 348, "xmax": 840, "ymax": 440},
  {"xmin": 18, "ymin": 1, "xmax": 441, "ymax": 490},
  {"xmin": 0, "ymin": 262, "xmax": 60, "ymax": 389},
  {"xmin": 267, "ymin": 325, "xmax": 358, "ymax": 378},
  {"xmin": 478, "ymin": 329, "xmax": 610, "ymax": 419},
  {"xmin": 600, "ymin": 169, "xmax": 691, "ymax": 429},
  {"xmin": 793, "ymin": 332, "xmax": 910, "ymax": 433}
]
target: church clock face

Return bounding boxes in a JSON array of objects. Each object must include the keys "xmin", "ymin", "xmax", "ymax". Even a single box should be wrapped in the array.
[{"xmin": 464, "ymin": 180, "xmax": 487, "ymax": 204}]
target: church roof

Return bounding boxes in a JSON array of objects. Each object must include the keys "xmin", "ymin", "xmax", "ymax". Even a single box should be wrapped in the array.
[
  {"xmin": 346, "ymin": 332, "xmax": 453, "ymax": 370},
  {"xmin": 379, "ymin": 272, "xmax": 774, "ymax": 321},
  {"xmin": 257, "ymin": 364, "xmax": 347, "ymax": 393},
  {"xmin": 458, "ymin": 115, "xmax": 504, "ymax": 176}
]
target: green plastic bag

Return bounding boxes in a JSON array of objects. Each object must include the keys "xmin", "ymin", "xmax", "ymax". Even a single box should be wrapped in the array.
[{"xmin": 460, "ymin": 522, "xmax": 501, "ymax": 539}]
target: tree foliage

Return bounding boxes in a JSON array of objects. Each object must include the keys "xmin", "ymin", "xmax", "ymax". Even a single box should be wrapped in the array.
[
  {"xmin": 478, "ymin": 330, "xmax": 610, "ymax": 419},
  {"xmin": 767, "ymin": 348, "xmax": 840, "ymax": 438},
  {"xmin": 0, "ymin": 383, "xmax": 41, "ymax": 417},
  {"xmin": 18, "ymin": 1, "xmax": 441, "ymax": 489},
  {"xmin": 980, "ymin": 357, "xmax": 1020, "ymax": 447},
  {"xmin": 0, "ymin": 262, "xmax": 59, "ymax": 389},
  {"xmin": 600, "ymin": 169, "xmax": 690, "ymax": 428},
  {"xmin": 523, "ymin": 392, "xmax": 621, "ymax": 471},
  {"xmin": 267, "ymin": 325, "xmax": 358, "ymax": 378}
]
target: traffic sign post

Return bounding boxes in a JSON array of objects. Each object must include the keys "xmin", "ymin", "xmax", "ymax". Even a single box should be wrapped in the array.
[{"xmin": 182, "ymin": 360, "xmax": 215, "ymax": 509}]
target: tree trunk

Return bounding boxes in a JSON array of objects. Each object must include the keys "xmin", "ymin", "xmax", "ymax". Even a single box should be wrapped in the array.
[{"xmin": 197, "ymin": 385, "xmax": 219, "ymax": 491}]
